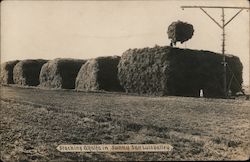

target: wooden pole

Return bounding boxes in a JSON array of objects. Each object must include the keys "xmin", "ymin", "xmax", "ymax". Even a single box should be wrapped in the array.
[{"xmin": 221, "ymin": 8, "xmax": 227, "ymax": 97}]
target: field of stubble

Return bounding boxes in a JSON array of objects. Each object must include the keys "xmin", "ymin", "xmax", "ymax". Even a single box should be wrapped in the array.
[{"xmin": 0, "ymin": 85, "xmax": 249, "ymax": 161}]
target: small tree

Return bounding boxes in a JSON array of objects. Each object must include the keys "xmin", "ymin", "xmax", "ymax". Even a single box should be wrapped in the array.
[{"xmin": 167, "ymin": 20, "xmax": 194, "ymax": 47}]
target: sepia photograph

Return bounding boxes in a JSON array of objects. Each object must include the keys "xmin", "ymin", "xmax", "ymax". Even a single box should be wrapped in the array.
[{"xmin": 0, "ymin": 0, "xmax": 250, "ymax": 161}]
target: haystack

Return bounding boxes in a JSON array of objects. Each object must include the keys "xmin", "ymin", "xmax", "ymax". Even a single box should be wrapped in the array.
[
  {"xmin": 75, "ymin": 56, "xmax": 124, "ymax": 91},
  {"xmin": 39, "ymin": 58, "xmax": 86, "ymax": 89},
  {"xmin": 118, "ymin": 46, "xmax": 243, "ymax": 98},
  {"xmin": 0, "ymin": 60, "xmax": 20, "ymax": 84},
  {"xmin": 13, "ymin": 59, "xmax": 48, "ymax": 86}
]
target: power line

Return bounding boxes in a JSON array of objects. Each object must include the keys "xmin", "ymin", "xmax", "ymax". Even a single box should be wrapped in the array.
[{"xmin": 181, "ymin": 5, "xmax": 250, "ymax": 98}]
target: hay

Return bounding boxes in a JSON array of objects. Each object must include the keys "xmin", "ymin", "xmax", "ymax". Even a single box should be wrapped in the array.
[
  {"xmin": 39, "ymin": 58, "xmax": 86, "ymax": 89},
  {"xmin": 167, "ymin": 20, "xmax": 194, "ymax": 44},
  {"xmin": 75, "ymin": 56, "xmax": 124, "ymax": 92},
  {"xmin": 118, "ymin": 46, "xmax": 243, "ymax": 98},
  {"xmin": 13, "ymin": 59, "xmax": 48, "ymax": 86},
  {"xmin": 0, "ymin": 60, "xmax": 20, "ymax": 84}
]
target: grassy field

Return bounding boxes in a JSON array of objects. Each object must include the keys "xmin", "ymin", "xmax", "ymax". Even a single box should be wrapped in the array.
[{"xmin": 0, "ymin": 85, "xmax": 249, "ymax": 161}]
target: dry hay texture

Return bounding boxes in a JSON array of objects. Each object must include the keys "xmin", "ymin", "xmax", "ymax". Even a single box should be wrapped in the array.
[
  {"xmin": 0, "ymin": 60, "xmax": 20, "ymax": 84},
  {"xmin": 39, "ymin": 58, "xmax": 86, "ymax": 89},
  {"xmin": 75, "ymin": 56, "xmax": 124, "ymax": 92},
  {"xmin": 13, "ymin": 59, "xmax": 48, "ymax": 86},
  {"xmin": 118, "ymin": 46, "xmax": 243, "ymax": 98},
  {"xmin": 167, "ymin": 20, "xmax": 194, "ymax": 44}
]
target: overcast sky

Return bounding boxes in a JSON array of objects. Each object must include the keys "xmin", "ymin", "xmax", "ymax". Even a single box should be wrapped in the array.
[{"xmin": 1, "ymin": 0, "xmax": 249, "ymax": 85}]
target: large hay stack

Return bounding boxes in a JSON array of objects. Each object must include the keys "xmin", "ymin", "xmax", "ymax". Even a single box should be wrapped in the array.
[
  {"xmin": 75, "ymin": 56, "xmax": 124, "ymax": 92},
  {"xmin": 118, "ymin": 46, "xmax": 243, "ymax": 98},
  {"xmin": 0, "ymin": 60, "xmax": 20, "ymax": 84},
  {"xmin": 13, "ymin": 59, "xmax": 48, "ymax": 86},
  {"xmin": 39, "ymin": 58, "xmax": 86, "ymax": 89}
]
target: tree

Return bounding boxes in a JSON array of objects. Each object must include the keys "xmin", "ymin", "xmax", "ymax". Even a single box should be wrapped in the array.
[{"xmin": 167, "ymin": 20, "xmax": 194, "ymax": 46}]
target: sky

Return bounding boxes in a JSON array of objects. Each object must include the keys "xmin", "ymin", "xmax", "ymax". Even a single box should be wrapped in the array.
[{"xmin": 1, "ymin": 0, "xmax": 249, "ymax": 85}]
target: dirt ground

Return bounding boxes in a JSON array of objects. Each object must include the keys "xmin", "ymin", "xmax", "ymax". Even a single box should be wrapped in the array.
[{"xmin": 0, "ymin": 85, "xmax": 249, "ymax": 161}]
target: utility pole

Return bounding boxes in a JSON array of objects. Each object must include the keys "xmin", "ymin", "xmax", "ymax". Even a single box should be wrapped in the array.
[
  {"xmin": 221, "ymin": 8, "xmax": 227, "ymax": 98},
  {"xmin": 181, "ymin": 6, "xmax": 250, "ymax": 98}
]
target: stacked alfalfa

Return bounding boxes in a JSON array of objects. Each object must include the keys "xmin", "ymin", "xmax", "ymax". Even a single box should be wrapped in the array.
[
  {"xmin": 13, "ymin": 59, "xmax": 48, "ymax": 86},
  {"xmin": 39, "ymin": 58, "xmax": 86, "ymax": 89},
  {"xmin": 0, "ymin": 60, "xmax": 20, "ymax": 85},
  {"xmin": 118, "ymin": 46, "xmax": 243, "ymax": 98},
  {"xmin": 75, "ymin": 56, "xmax": 124, "ymax": 92}
]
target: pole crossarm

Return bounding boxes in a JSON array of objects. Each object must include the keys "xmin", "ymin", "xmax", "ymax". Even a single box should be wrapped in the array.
[
  {"xmin": 181, "ymin": 6, "xmax": 250, "ymax": 9},
  {"xmin": 183, "ymin": 6, "xmax": 248, "ymax": 29},
  {"xmin": 199, "ymin": 8, "xmax": 223, "ymax": 29}
]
